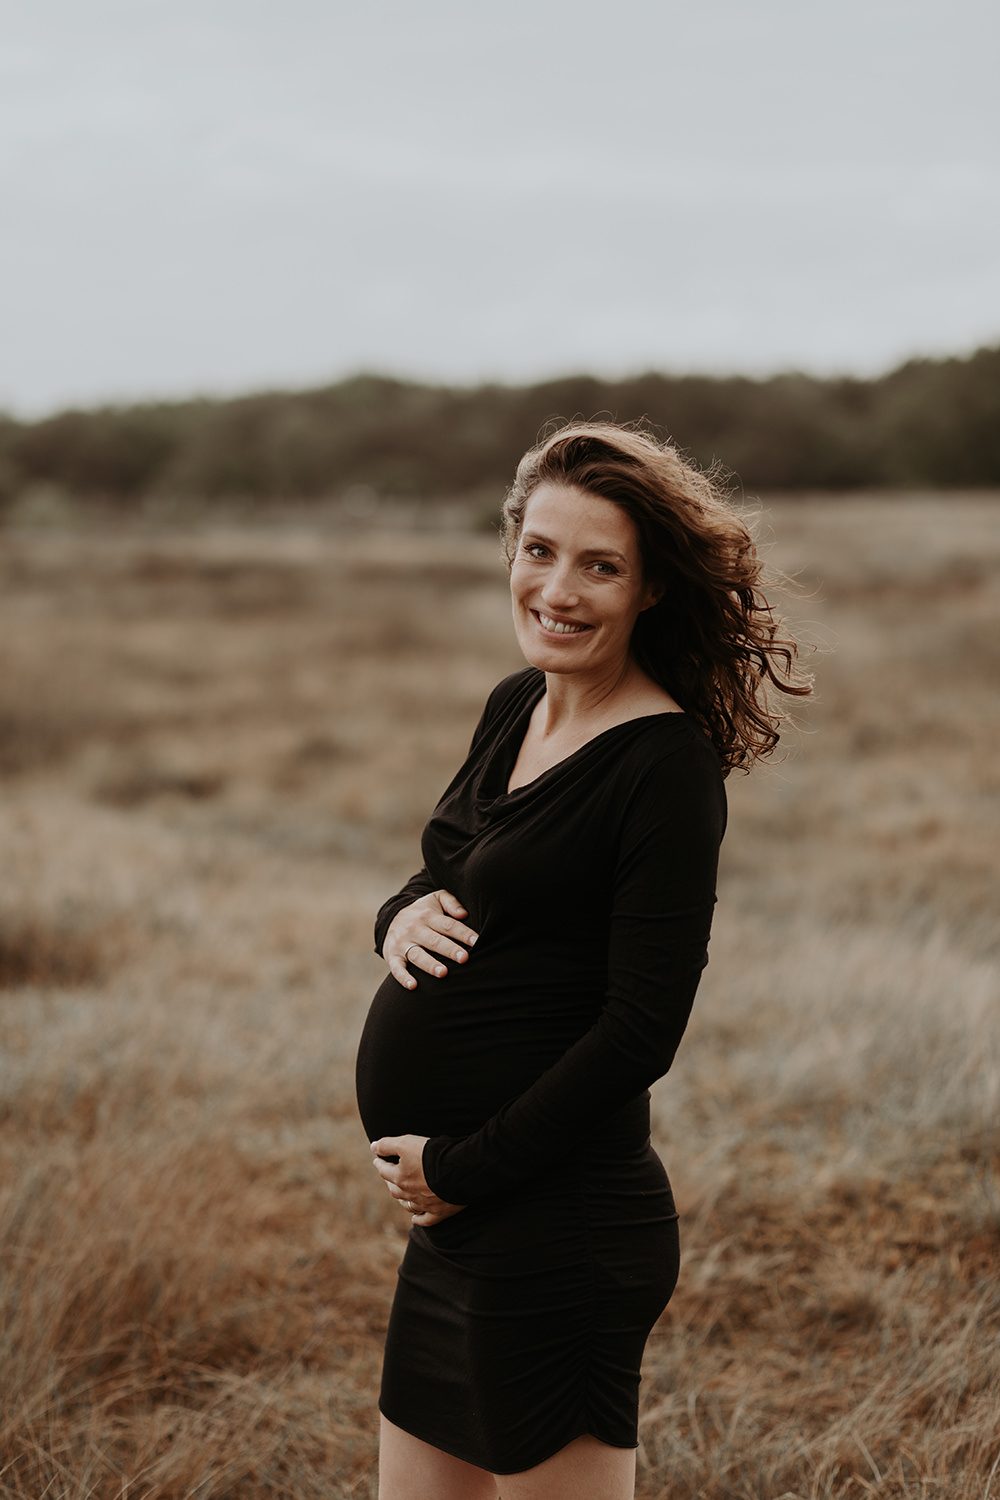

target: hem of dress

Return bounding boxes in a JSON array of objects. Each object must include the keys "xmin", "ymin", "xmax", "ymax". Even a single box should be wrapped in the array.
[{"xmin": 377, "ymin": 1399, "xmax": 638, "ymax": 1476}]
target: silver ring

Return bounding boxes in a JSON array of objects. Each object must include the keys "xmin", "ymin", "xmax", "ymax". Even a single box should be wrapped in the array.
[
  {"xmin": 403, "ymin": 945, "xmax": 418, "ymax": 964},
  {"xmin": 403, "ymin": 1199, "xmax": 414, "ymax": 1211}
]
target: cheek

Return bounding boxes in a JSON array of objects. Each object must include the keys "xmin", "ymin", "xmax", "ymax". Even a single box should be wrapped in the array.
[
  {"xmin": 510, "ymin": 578, "xmax": 530, "ymax": 621},
  {"xmin": 510, "ymin": 563, "xmax": 532, "ymax": 602}
]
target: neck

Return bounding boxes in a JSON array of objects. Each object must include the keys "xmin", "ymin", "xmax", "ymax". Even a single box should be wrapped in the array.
[{"xmin": 536, "ymin": 658, "xmax": 648, "ymax": 735}]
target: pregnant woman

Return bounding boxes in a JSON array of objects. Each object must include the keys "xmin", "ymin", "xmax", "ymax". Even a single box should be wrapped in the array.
[{"xmin": 356, "ymin": 423, "xmax": 810, "ymax": 1499}]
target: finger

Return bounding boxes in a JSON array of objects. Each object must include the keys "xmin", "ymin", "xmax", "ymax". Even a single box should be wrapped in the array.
[
  {"xmin": 388, "ymin": 952, "xmax": 418, "ymax": 990},
  {"xmin": 414, "ymin": 1205, "xmax": 460, "ymax": 1227},
  {"xmin": 392, "ymin": 914, "xmax": 478, "ymax": 967},
  {"xmin": 370, "ymin": 1138, "xmax": 401, "ymax": 1171},
  {"xmin": 429, "ymin": 909, "xmax": 480, "ymax": 951},
  {"xmin": 370, "ymin": 1134, "xmax": 404, "ymax": 1158},
  {"xmin": 397, "ymin": 928, "xmax": 470, "ymax": 976},
  {"xmin": 435, "ymin": 889, "xmax": 469, "ymax": 920},
  {"xmin": 403, "ymin": 942, "xmax": 449, "ymax": 979},
  {"xmin": 411, "ymin": 918, "xmax": 478, "ymax": 966}
]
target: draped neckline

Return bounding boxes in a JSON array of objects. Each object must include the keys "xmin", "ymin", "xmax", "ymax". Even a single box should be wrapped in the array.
[{"xmin": 480, "ymin": 670, "xmax": 688, "ymax": 804}]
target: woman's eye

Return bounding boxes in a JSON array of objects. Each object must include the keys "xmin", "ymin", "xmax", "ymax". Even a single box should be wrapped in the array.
[
  {"xmin": 593, "ymin": 562, "xmax": 619, "ymax": 576},
  {"xmin": 523, "ymin": 543, "xmax": 548, "ymax": 559}
]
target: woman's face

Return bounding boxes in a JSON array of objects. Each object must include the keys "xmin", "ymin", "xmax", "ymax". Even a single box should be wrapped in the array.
[{"xmin": 510, "ymin": 483, "xmax": 658, "ymax": 681}]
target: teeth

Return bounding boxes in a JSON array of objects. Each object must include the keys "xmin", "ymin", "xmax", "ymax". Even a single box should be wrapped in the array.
[{"xmin": 538, "ymin": 612, "xmax": 587, "ymax": 635}]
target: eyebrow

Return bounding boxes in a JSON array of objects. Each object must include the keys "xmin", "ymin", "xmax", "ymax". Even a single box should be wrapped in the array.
[{"xmin": 521, "ymin": 530, "xmax": 631, "ymax": 566}]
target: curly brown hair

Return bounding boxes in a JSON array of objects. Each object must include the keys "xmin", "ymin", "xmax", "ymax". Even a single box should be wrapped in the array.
[{"xmin": 501, "ymin": 422, "xmax": 812, "ymax": 774}]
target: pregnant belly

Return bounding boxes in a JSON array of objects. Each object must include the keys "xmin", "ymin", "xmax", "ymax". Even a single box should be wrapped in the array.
[{"xmin": 355, "ymin": 959, "xmax": 602, "ymax": 1144}]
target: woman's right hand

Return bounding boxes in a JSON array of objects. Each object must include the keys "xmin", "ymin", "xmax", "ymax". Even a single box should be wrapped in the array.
[{"xmin": 384, "ymin": 890, "xmax": 479, "ymax": 991}]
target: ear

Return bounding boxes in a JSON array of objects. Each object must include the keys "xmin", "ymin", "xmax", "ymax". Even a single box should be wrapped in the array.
[{"xmin": 641, "ymin": 582, "xmax": 663, "ymax": 611}]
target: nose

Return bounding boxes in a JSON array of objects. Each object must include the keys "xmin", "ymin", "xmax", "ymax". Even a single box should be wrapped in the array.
[{"xmin": 540, "ymin": 559, "xmax": 579, "ymax": 609}]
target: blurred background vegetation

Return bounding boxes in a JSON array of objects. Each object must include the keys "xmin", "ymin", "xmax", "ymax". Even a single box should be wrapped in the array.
[{"xmin": 3, "ymin": 343, "xmax": 999, "ymax": 520}]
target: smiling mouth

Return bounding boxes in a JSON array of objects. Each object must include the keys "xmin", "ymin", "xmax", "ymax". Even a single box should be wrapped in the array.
[{"xmin": 534, "ymin": 610, "xmax": 591, "ymax": 636}]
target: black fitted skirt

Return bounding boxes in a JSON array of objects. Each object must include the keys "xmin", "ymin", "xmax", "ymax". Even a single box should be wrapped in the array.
[{"xmin": 378, "ymin": 1138, "xmax": 679, "ymax": 1475}]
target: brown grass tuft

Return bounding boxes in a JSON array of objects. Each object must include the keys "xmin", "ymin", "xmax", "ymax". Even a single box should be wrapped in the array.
[{"xmin": 0, "ymin": 914, "xmax": 106, "ymax": 989}]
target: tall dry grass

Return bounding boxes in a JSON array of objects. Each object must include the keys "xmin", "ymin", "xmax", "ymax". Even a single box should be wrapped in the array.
[{"xmin": 0, "ymin": 498, "xmax": 997, "ymax": 1498}]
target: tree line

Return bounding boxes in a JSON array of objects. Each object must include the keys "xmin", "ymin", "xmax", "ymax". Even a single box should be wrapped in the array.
[{"xmin": 2, "ymin": 344, "xmax": 998, "ymax": 511}]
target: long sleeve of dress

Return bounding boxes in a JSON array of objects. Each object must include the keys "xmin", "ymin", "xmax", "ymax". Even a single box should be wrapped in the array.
[{"xmin": 422, "ymin": 739, "xmax": 724, "ymax": 1205}]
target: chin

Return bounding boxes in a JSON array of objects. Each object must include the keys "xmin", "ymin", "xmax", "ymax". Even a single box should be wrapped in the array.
[
  {"xmin": 513, "ymin": 625, "xmax": 564, "ymax": 668},
  {"xmin": 519, "ymin": 644, "xmax": 590, "ymax": 677}
]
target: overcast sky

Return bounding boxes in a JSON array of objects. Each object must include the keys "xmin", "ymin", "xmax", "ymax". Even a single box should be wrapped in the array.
[{"xmin": 2, "ymin": 0, "xmax": 998, "ymax": 414}]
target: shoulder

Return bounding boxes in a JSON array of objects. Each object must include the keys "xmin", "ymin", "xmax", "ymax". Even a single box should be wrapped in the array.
[
  {"xmin": 617, "ymin": 715, "xmax": 727, "ymax": 830},
  {"xmin": 467, "ymin": 667, "xmax": 542, "ymax": 753},
  {"xmin": 625, "ymin": 711, "xmax": 721, "ymax": 771},
  {"xmin": 481, "ymin": 667, "xmax": 543, "ymax": 724}
]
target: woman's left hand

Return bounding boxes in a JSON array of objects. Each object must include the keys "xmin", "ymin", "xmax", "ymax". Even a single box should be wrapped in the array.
[{"xmin": 370, "ymin": 1135, "xmax": 465, "ymax": 1228}]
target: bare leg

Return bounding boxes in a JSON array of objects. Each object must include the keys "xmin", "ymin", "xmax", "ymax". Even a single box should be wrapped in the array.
[
  {"xmin": 495, "ymin": 1434, "xmax": 636, "ymax": 1500},
  {"xmin": 378, "ymin": 1415, "xmax": 500, "ymax": 1500}
]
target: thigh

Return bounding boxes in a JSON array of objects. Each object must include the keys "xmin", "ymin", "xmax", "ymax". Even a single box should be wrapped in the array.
[
  {"xmin": 379, "ymin": 1415, "xmax": 499, "ymax": 1500},
  {"xmin": 495, "ymin": 1435, "xmax": 636, "ymax": 1500}
]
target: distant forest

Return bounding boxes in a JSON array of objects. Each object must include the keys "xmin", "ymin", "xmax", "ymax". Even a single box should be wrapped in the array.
[{"xmin": 2, "ymin": 344, "xmax": 998, "ymax": 513}]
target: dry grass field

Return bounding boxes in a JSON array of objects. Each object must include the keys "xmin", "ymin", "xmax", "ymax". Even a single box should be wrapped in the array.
[{"xmin": 0, "ymin": 494, "xmax": 998, "ymax": 1499}]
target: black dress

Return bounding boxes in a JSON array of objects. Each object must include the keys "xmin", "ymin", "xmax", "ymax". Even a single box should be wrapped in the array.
[{"xmin": 355, "ymin": 668, "xmax": 726, "ymax": 1474}]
